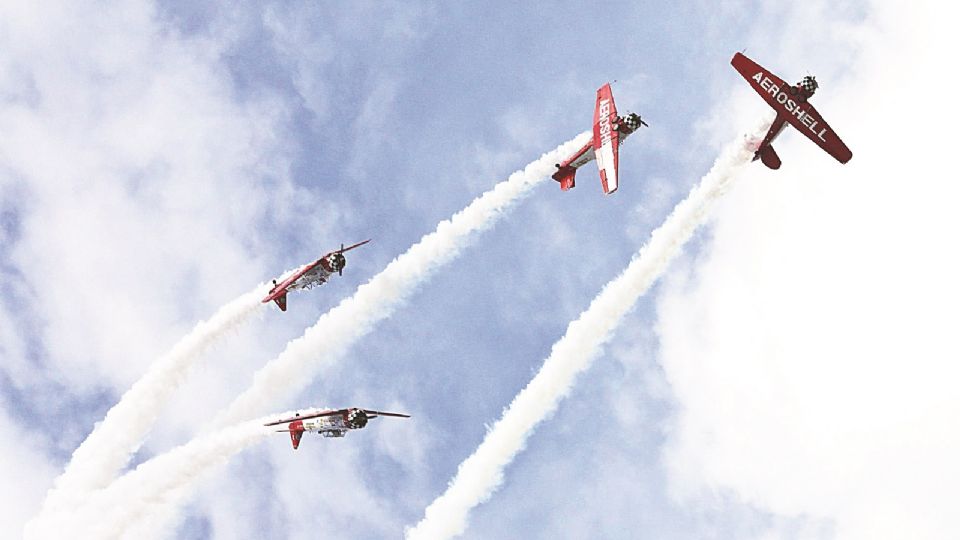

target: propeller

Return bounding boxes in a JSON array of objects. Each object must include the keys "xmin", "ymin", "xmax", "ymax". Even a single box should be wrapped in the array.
[
  {"xmin": 623, "ymin": 112, "xmax": 648, "ymax": 130},
  {"xmin": 332, "ymin": 239, "xmax": 371, "ymax": 276}
]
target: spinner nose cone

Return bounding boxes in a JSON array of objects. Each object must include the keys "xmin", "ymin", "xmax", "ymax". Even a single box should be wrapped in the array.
[{"xmin": 800, "ymin": 75, "xmax": 818, "ymax": 95}]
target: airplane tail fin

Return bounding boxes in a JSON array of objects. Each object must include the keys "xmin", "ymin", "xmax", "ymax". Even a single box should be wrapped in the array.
[
  {"xmin": 273, "ymin": 293, "xmax": 287, "ymax": 312},
  {"xmin": 757, "ymin": 145, "xmax": 782, "ymax": 170},
  {"xmin": 552, "ymin": 165, "xmax": 577, "ymax": 191},
  {"xmin": 289, "ymin": 420, "xmax": 304, "ymax": 449}
]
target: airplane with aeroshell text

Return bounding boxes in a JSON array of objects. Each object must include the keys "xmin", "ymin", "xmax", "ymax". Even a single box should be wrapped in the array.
[
  {"xmin": 731, "ymin": 51, "xmax": 852, "ymax": 169},
  {"xmin": 552, "ymin": 82, "xmax": 647, "ymax": 195},
  {"xmin": 265, "ymin": 407, "xmax": 410, "ymax": 449},
  {"xmin": 262, "ymin": 240, "xmax": 370, "ymax": 312}
]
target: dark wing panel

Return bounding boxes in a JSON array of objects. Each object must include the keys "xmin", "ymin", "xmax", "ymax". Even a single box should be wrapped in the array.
[
  {"xmin": 778, "ymin": 100, "xmax": 853, "ymax": 163},
  {"xmin": 731, "ymin": 52, "xmax": 791, "ymax": 112}
]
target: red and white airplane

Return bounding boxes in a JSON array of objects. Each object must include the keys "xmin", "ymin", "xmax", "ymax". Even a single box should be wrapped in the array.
[
  {"xmin": 262, "ymin": 239, "xmax": 371, "ymax": 311},
  {"xmin": 731, "ymin": 52, "xmax": 853, "ymax": 169},
  {"xmin": 265, "ymin": 407, "xmax": 410, "ymax": 449},
  {"xmin": 552, "ymin": 82, "xmax": 647, "ymax": 195}
]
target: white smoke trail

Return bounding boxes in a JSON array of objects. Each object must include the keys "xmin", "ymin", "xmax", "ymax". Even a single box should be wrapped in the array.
[
  {"xmin": 218, "ymin": 132, "xmax": 592, "ymax": 424},
  {"xmin": 28, "ymin": 132, "xmax": 593, "ymax": 540},
  {"xmin": 38, "ymin": 286, "xmax": 269, "ymax": 518},
  {"xmin": 24, "ymin": 411, "xmax": 297, "ymax": 540},
  {"xmin": 405, "ymin": 130, "xmax": 761, "ymax": 540}
]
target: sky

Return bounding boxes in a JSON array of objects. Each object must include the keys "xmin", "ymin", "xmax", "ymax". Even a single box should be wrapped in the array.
[{"xmin": 1, "ymin": 1, "xmax": 958, "ymax": 539}]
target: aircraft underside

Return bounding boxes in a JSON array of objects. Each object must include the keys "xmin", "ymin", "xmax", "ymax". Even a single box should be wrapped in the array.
[{"xmin": 289, "ymin": 270, "xmax": 331, "ymax": 291}]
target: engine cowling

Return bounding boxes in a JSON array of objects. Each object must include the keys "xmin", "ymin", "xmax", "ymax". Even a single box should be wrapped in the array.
[
  {"xmin": 798, "ymin": 75, "xmax": 818, "ymax": 97},
  {"xmin": 346, "ymin": 408, "xmax": 369, "ymax": 429},
  {"xmin": 619, "ymin": 113, "xmax": 644, "ymax": 134},
  {"xmin": 324, "ymin": 252, "xmax": 346, "ymax": 273}
]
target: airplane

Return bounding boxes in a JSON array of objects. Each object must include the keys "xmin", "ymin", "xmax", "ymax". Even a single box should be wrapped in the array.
[
  {"xmin": 265, "ymin": 407, "xmax": 410, "ymax": 449},
  {"xmin": 552, "ymin": 82, "xmax": 647, "ymax": 195},
  {"xmin": 731, "ymin": 51, "xmax": 853, "ymax": 169},
  {"xmin": 262, "ymin": 239, "xmax": 371, "ymax": 311}
]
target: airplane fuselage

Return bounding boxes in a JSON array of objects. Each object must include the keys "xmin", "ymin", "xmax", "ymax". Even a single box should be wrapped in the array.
[
  {"xmin": 267, "ymin": 405, "xmax": 406, "ymax": 449},
  {"xmin": 750, "ymin": 77, "xmax": 818, "ymax": 170},
  {"xmin": 262, "ymin": 240, "xmax": 367, "ymax": 311},
  {"xmin": 301, "ymin": 415, "xmax": 356, "ymax": 438},
  {"xmin": 287, "ymin": 256, "xmax": 339, "ymax": 292},
  {"xmin": 559, "ymin": 116, "xmax": 643, "ymax": 176}
]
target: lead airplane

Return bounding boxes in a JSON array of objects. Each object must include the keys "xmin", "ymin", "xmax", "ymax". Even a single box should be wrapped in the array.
[
  {"xmin": 265, "ymin": 407, "xmax": 410, "ymax": 449},
  {"xmin": 262, "ymin": 239, "xmax": 370, "ymax": 312},
  {"xmin": 731, "ymin": 52, "xmax": 853, "ymax": 169},
  {"xmin": 552, "ymin": 82, "xmax": 647, "ymax": 195}
]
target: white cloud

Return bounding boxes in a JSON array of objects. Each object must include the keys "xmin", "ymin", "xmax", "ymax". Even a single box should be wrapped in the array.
[
  {"xmin": 0, "ymin": 0, "xmax": 301, "ymax": 535},
  {"xmin": 656, "ymin": 1, "xmax": 960, "ymax": 538},
  {"xmin": 0, "ymin": 408, "xmax": 57, "ymax": 538},
  {"xmin": 0, "ymin": 0, "xmax": 294, "ymax": 393}
]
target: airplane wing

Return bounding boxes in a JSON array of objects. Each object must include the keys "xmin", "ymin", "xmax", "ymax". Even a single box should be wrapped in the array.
[
  {"xmin": 779, "ymin": 99, "xmax": 853, "ymax": 163},
  {"xmin": 264, "ymin": 409, "xmax": 343, "ymax": 426},
  {"xmin": 731, "ymin": 52, "xmax": 792, "ymax": 112},
  {"xmin": 363, "ymin": 409, "xmax": 411, "ymax": 418},
  {"xmin": 731, "ymin": 52, "xmax": 852, "ymax": 164},
  {"xmin": 334, "ymin": 239, "xmax": 371, "ymax": 254},
  {"xmin": 592, "ymin": 83, "xmax": 620, "ymax": 194}
]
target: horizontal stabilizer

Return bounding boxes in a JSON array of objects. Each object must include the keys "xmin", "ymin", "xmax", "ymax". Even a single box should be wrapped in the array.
[
  {"xmin": 758, "ymin": 145, "xmax": 782, "ymax": 170},
  {"xmin": 552, "ymin": 166, "xmax": 577, "ymax": 191}
]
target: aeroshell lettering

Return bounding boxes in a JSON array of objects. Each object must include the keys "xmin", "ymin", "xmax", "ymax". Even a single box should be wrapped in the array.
[
  {"xmin": 597, "ymin": 98, "xmax": 612, "ymax": 147},
  {"xmin": 753, "ymin": 70, "xmax": 829, "ymax": 143}
]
